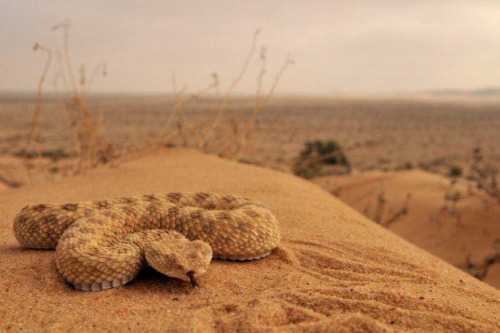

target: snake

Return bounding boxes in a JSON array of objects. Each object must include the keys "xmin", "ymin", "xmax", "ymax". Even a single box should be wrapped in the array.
[{"xmin": 13, "ymin": 192, "xmax": 281, "ymax": 291}]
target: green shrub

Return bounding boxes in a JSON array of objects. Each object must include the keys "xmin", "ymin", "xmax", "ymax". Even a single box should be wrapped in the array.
[
  {"xmin": 448, "ymin": 164, "xmax": 463, "ymax": 177},
  {"xmin": 293, "ymin": 139, "xmax": 349, "ymax": 178},
  {"xmin": 396, "ymin": 161, "xmax": 413, "ymax": 170},
  {"xmin": 14, "ymin": 148, "xmax": 74, "ymax": 160}
]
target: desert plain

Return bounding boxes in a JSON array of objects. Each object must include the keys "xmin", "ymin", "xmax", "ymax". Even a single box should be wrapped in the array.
[{"xmin": 0, "ymin": 95, "xmax": 499, "ymax": 331}]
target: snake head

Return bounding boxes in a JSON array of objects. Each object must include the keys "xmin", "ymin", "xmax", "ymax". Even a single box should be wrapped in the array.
[{"xmin": 145, "ymin": 238, "xmax": 212, "ymax": 287}]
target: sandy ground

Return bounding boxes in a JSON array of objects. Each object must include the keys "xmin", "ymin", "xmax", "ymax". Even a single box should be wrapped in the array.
[
  {"xmin": 2, "ymin": 96, "xmax": 500, "ymax": 179},
  {"xmin": 0, "ymin": 149, "xmax": 499, "ymax": 332},
  {"xmin": 313, "ymin": 170, "xmax": 500, "ymax": 289}
]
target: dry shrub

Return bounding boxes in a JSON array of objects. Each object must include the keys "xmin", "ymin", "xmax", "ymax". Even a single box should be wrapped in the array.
[
  {"xmin": 462, "ymin": 239, "xmax": 500, "ymax": 281},
  {"xmin": 52, "ymin": 20, "xmax": 113, "ymax": 172},
  {"xmin": 370, "ymin": 186, "xmax": 411, "ymax": 226},
  {"xmin": 23, "ymin": 42, "xmax": 52, "ymax": 184},
  {"xmin": 435, "ymin": 178, "xmax": 464, "ymax": 226},
  {"xmin": 114, "ymin": 29, "xmax": 293, "ymax": 166},
  {"xmin": 350, "ymin": 184, "xmax": 412, "ymax": 227},
  {"xmin": 24, "ymin": 24, "xmax": 293, "ymax": 183},
  {"xmin": 165, "ymin": 30, "xmax": 293, "ymax": 160},
  {"xmin": 468, "ymin": 146, "xmax": 499, "ymax": 204},
  {"xmin": 383, "ymin": 193, "xmax": 411, "ymax": 227},
  {"xmin": 25, "ymin": 20, "xmax": 112, "ymax": 183},
  {"xmin": 436, "ymin": 146, "xmax": 499, "ymax": 226},
  {"xmin": 435, "ymin": 147, "xmax": 500, "ymax": 281}
]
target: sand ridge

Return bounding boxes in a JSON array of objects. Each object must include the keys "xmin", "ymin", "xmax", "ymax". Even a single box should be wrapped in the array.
[
  {"xmin": 313, "ymin": 169, "xmax": 500, "ymax": 288},
  {"xmin": 1, "ymin": 149, "xmax": 499, "ymax": 332}
]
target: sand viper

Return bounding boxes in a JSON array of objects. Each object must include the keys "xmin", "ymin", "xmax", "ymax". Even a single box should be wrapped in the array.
[{"xmin": 13, "ymin": 192, "xmax": 281, "ymax": 291}]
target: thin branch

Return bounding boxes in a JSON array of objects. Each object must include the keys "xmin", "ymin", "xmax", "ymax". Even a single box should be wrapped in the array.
[
  {"xmin": 198, "ymin": 29, "xmax": 260, "ymax": 149},
  {"xmin": 53, "ymin": 20, "xmax": 78, "ymax": 96}
]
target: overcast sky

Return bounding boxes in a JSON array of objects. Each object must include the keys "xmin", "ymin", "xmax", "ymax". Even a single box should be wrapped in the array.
[{"xmin": 1, "ymin": 0, "xmax": 500, "ymax": 95}]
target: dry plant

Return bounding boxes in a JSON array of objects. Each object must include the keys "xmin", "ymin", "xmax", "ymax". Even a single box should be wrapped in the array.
[
  {"xmin": 144, "ymin": 29, "xmax": 294, "ymax": 163},
  {"xmin": 230, "ymin": 51, "xmax": 295, "ymax": 159},
  {"xmin": 116, "ymin": 29, "xmax": 293, "ymax": 165},
  {"xmin": 469, "ymin": 146, "xmax": 500, "ymax": 204},
  {"xmin": 383, "ymin": 193, "xmax": 411, "ymax": 227},
  {"xmin": 22, "ymin": 42, "xmax": 53, "ymax": 184},
  {"xmin": 359, "ymin": 185, "xmax": 411, "ymax": 227},
  {"xmin": 372, "ymin": 186, "xmax": 386, "ymax": 224},
  {"xmin": 205, "ymin": 46, "xmax": 294, "ymax": 159},
  {"xmin": 462, "ymin": 239, "xmax": 500, "ymax": 281},
  {"xmin": 25, "ymin": 20, "xmax": 111, "ymax": 182},
  {"xmin": 197, "ymin": 30, "xmax": 261, "ymax": 151},
  {"xmin": 330, "ymin": 186, "xmax": 343, "ymax": 197},
  {"xmin": 0, "ymin": 172, "xmax": 23, "ymax": 188},
  {"xmin": 434, "ymin": 146, "xmax": 499, "ymax": 226},
  {"xmin": 53, "ymin": 20, "xmax": 111, "ymax": 172},
  {"xmin": 435, "ymin": 178, "xmax": 464, "ymax": 226},
  {"xmin": 23, "ymin": 25, "xmax": 292, "ymax": 184},
  {"xmin": 161, "ymin": 73, "xmax": 219, "ymax": 146}
]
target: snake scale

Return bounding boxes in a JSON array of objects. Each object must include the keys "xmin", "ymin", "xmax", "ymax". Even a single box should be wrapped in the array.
[{"xmin": 13, "ymin": 192, "xmax": 281, "ymax": 291}]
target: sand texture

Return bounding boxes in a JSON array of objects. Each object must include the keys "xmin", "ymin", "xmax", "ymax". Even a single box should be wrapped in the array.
[
  {"xmin": 1, "ymin": 149, "xmax": 499, "ymax": 332},
  {"xmin": 313, "ymin": 169, "xmax": 500, "ymax": 289}
]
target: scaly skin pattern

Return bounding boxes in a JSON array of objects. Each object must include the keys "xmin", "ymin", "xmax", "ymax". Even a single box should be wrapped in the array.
[{"xmin": 13, "ymin": 192, "xmax": 281, "ymax": 291}]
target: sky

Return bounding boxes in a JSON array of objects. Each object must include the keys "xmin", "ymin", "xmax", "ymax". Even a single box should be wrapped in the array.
[{"xmin": 1, "ymin": 0, "xmax": 500, "ymax": 96}]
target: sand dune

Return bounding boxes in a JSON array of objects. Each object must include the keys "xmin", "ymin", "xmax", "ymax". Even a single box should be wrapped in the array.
[
  {"xmin": 313, "ymin": 169, "xmax": 500, "ymax": 289},
  {"xmin": 0, "ymin": 150, "xmax": 499, "ymax": 332}
]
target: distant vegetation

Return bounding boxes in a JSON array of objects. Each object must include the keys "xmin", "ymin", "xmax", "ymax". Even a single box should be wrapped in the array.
[
  {"xmin": 293, "ymin": 139, "xmax": 350, "ymax": 179},
  {"xmin": 448, "ymin": 165, "xmax": 463, "ymax": 177},
  {"xmin": 18, "ymin": 21, "xmax": 293, "ymax": 186}
]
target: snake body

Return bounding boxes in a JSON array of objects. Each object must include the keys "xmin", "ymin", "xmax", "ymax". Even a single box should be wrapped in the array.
[{"xmin": 13, "ymin": 192, "xmax": 281, "ymax": 291}]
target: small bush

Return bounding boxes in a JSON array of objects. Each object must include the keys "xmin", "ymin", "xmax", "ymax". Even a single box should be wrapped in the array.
[
  {"xmin": 14, "ymin": 148, "xmax": 74, "ymax": 160},
  {"xmin": 448, "ymin": 165, "xmax": 463, "ymax": 177},
  {"xmin": 398, "ymin": 161, "xmax": 413, "ymax": 170},
  {"xmin": 293, "ymin": 139, "xmax": 349, "ymax": 178}
]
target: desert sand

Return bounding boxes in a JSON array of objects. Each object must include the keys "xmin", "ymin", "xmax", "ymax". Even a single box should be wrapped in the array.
[
  {"xmin": 2, "ymin": 96, "xmax": 500, "ymax": 182},
  {"xmin": 1, "ymin": 149, "xmax": 499, "ymax": 332},
  {"xmin": 313, "ymin": 170, "xmax": 500, "ymax": 289}
]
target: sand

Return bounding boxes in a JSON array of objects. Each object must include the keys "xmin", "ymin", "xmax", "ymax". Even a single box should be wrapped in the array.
[
  {"xmin": 0, "ymin": 149, "xmax": 499, "ymax": 332},
  {"xmin": 313, "ymin": 169, "xmax": 500, "ymax": 289},
  {"xmin": 2, "ymin": 96, "xmax": 500, "ymax": 180}
]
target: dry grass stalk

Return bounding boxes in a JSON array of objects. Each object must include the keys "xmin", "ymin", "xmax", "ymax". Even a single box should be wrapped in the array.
[
  {"xmin": 23, "ymin": 26, "xmax": 292, "ymax": 183},
  {"xmin": 234, "ymin": 55, "xmax": 294, "ymax": 159},
  {"xmin": 198, "ymin": 29, "xmax": 261, "ymax": 150},
  {"xmin": 85, "ymin": 62, "xmax": 107, "ymax": 95},
  {"xmin": 53, "ymin": 20, "xmax": 78, "ymax": 95},
  {"xmin": 434, "ymin": 178, "xmax": 464, "ymax": 226},
  {"xmin": 28, "ymin": 43, "xmax": 53, "ymax": 156},
  {"xmin": 463, "ymin": 239, "xmax": 500, "ymax": 281},
  {"xmin": 23, "ymin": 20, "xmax": 109, "ymax": 182},
  {"xmin": 154, "ymin": 29, "xmax": 292, "ymax": 163},
  {"xmin": 51, "ymin": 20, "xmax": 108, "ymax": 173},
  {"xmin": 351, "ymin": 184, "xmax": 410, "ymax": 227},
  {"xmin": 469, "ymin": 146, "xmax": 500, "ymax": 204},
  {"xmin": 0, "ymin": 172, "xmax": 22, "ymax": 189},
  {"xmin": 68, "ymin": 97, "xmax": 96, "ymax": 172},
  {"xmin": 434, "ymin": 146, "xmax": 499, "ymax": 226},
  {"xmin": 384, "ymin": 193, "xmax": 411, "ymax": 226},
  {"xmin": 160, "ymin": 75, "xmax": 218, "ymax": 146},
  {"xmin": 23, "ymin": 42, "xmax": 53, "ymax": 185},
  {"xmin": 372, "ymin": 185, "xmax": 386, "ymax": 224}
]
